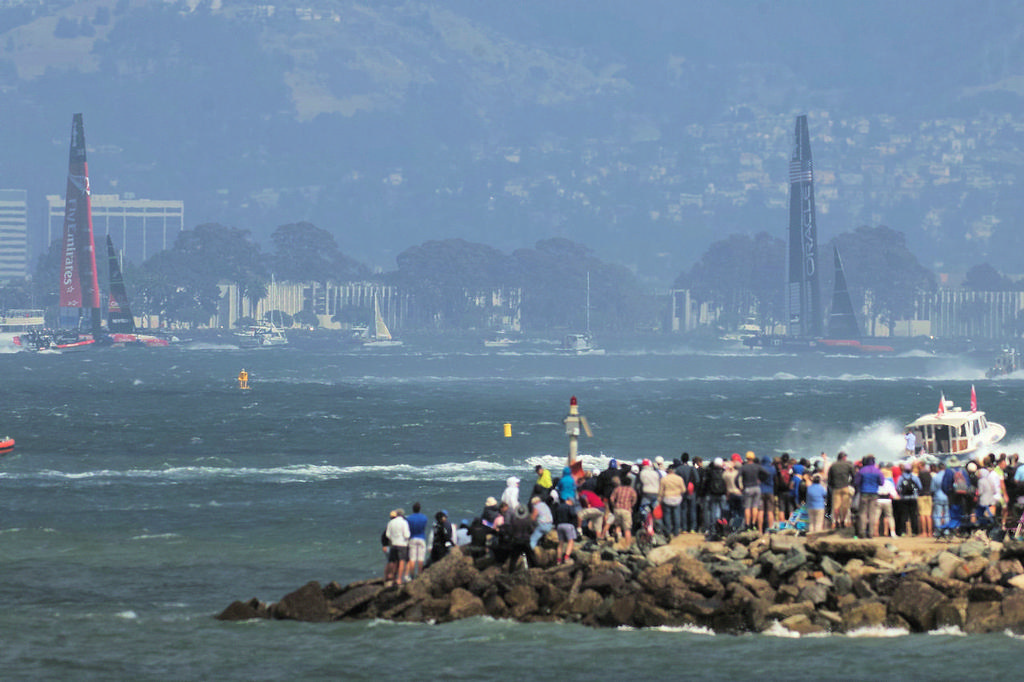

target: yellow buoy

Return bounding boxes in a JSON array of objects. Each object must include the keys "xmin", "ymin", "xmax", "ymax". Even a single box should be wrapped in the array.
[
  {"xmin": 503, "ymin": 423, "xmax": 512, "ymax": 438},
  {"xmin": 238, "ymin": 368, "xmax": 250, "ymax": 390}
]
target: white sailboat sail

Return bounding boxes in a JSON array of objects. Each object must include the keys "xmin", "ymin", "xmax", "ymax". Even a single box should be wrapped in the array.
[
  {"xmin": 373, "ymin": 295, "xmax": 392, "ymax": 341},
  {"xmin": 364, "ymin": 293, "xmax": 402, "ymax": 347}
]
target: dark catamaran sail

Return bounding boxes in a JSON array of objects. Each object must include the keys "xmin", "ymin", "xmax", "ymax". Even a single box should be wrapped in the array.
[
  {"xmin": 743, "ymin": 116, "xmax": 892, "ymax": 353},
  {"xmin": 58, "ymin": 113, "xmax": 102, "ymax": 336},
  {"xmin": 106, "ymin": 235, "xmax": 135, "ymax": 334},
  {"xmin": 827, "ymin": 246, "xmax": 860, "ymax": 340},
  {"xmin": 787, "ymin": 114, "xmax": 822, "ymax": 338}
]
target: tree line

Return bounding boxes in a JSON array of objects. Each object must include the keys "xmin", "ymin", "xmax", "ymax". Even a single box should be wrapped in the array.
[{"xmin": 1, "ymin": 220, "xmax": 1011, "ymax": 335}]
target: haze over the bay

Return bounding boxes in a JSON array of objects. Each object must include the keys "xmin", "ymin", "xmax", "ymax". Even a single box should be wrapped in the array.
[{"xmin": 1, "ymin": 0, "xmax": 1022, "ymax": 284}]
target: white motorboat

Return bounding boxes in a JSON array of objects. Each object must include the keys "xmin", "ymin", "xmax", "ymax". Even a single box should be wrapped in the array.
[
  {"xmin": 236, "ymin": 323, "xmax": 288, "ymax": 347},
  {"xmin": 905, "ymin": 390, "xmax": 1005, "ymax": 457}
]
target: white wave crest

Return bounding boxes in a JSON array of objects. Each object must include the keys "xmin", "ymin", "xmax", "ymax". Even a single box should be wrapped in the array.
[
  {"xmin": 761, "ymin": 621, "xmax": 801, "ymax": 638},
  {"xmin": 928, "ymin": 625, "xmax": 966, "ymax": 636},
  {"xmin": 845, "ymin": 625, "xmax": 910, "ymax": 637},
  {"xmin": 9, "ymin": 459, "xmax": 531, "ymax": 484},
  {"xmin": 649, "ymin": 624, "xmax": 716, "ymax": 636}
]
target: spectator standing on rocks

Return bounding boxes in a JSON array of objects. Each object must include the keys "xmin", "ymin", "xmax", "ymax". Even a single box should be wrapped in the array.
[
  {"xmin": 557, "ymin": 465, "xmax": 578, "ymax": 504},
  {"xmin": 533, "ymin": 465, "xmax": 553, "ymax": 501},
  {"xmin": 739, "ymin": 451, "xmax": 763, "ymax": 532},
  {"xmin": 384, "ymin": 508, "xmax": 411, "ymax": 587},
  {"xmin": 917, "ymin": 462, "xmax": 934, "ymax": 538},
  {"xmin": 704, "ymin": 457, "xmax": 728, "ymax": 531},
  {"xmin": 426, "ymin": 510, "xmax": 454, "ymax": 567},
  {"xmin": 502, "ymin": 476, "xmax": 521, "ymax": 509},
  {"xmin": 658, "ymin": 462, "xmax": 685, "ymax": 536},
  {"xmin": 878, "ymin": 467, "xmax": 898, "ymax": 537},
  {"xmin": 828, "ymin": 451, "xmax": 856, "ymax": 529},
  {"xmin": 894, "ymin": 463, "xmax": 921, "ymax": 536},
  {"xmin": 405, "ymin": 502, "xmax": 429, "ymax": 579},
  {"xmin": 759, "ymin": 456, "xmax": 777, "ymax": 533},
  {"xmin": 529, "ymin": 494, "xmax": 554, "ymax": 549},
  {"xmin": 553, "ymin": 495, "xmax": 578, "ymax": 564},
  {"xmin": 932, "ymin": 462, "xmax": 949, "ymax": 533},
  {"xmin": 854, "ymin": 455, "xmax": 883, "ymax": 539},
  {"xmin": 723, "ymin": 455, "xmax": 744, "ymax": 529},
  {"xmin": 638, "ymin": 459, "xmax": 661, "ymax": 514},
  {"xmin": 608, "ymin": 476, "xmax": 637, "ymax": 546},
  {"xmin": 675, "ymin": 453, "xmax": 698, "ymax": 533},
  {"xmin": 806, "ymin": 474, "xmax": 827, "ymax": 533},
  {"xmin": 505, "ymin": 504, "xmax": 537, "ymax": 571},
  {"xmin": 578, "ymin": 488, "xmax": 606, "ymax": 540},
  {"xmin": 941, "ymin": 456, "xmax": 971, "ymax": 530}
]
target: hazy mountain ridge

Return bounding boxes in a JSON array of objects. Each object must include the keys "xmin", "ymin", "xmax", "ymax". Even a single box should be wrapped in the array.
[{"xmin": 2, "ymin": 0, "xmax": 1024, "ymax": 285}]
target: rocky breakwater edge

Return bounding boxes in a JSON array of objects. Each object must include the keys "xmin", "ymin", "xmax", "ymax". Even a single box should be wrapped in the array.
[{"xmin": 219, "ymin": 532, "xmax": 1024, "ymax": 635}]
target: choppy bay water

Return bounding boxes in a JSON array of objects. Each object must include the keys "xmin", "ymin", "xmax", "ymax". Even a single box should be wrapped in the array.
[{"xmin": 2, "ymin": 339, "xmax": 1024, "ymax": 680}]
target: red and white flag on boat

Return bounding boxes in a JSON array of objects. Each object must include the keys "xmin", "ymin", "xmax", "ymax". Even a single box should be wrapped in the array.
[
  {"xmin": 937, "ymin": 393, "xmax": 946, "ymax": 415},
  {"xmin": 971, "ymin": 384, "xmax": 977, "ymax": 412}
]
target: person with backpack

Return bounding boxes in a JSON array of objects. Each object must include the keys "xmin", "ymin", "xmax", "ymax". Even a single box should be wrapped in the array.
[
  {"xmin": 894, "ymin": 462, "xmax": 921, "ymax": 536},
  {"xmin": 941, "ymin": 456, "xmax": 972, "ymax": 531},
  {"xmin": 704, "ymin": 457, "xmax": 728, "ymax": 531},
  {"xmin": 775, "ymin": 455, "xmax": 794, "ymax": 521},
  {"xmin": 790, "ymin": 463, "xmax": 807, "ymax": 508}
]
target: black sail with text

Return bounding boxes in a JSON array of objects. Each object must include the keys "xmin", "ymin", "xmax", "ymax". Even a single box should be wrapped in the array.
[
  {"xmin": 106, "ymin": 235, "xmax": 135, "ymax": 334},
  {"xmin": 827, "ymin": 246, "xmax": 860, "ymax": 340},
  {"xmin": 787, "ymin": 115, "xmax": 822, "ymax": 338}
]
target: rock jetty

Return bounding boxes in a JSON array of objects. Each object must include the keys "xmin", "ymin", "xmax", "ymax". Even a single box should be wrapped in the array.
[{"xmin": 219, "ymin": 532, "xmax": 1024, "ymax": 634}]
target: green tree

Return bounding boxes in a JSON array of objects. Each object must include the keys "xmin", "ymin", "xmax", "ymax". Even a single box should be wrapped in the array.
[
  {"xmin": 673, "ymin": 232, "xmax": 786, "ymax": 332},
  {"xmin": 512, "ymin": 238, "xmax": 649, "ymax": 333},
  {"xmin": 830, "ymin": 226, "xmax": 935, "ymax": 334},
  {"xmin": 962, "ymin": 263, "xmax": 1012, "ymax": 291},
  {"xmin": 170, "ymin": 223, "xmax": 267, "ymax": 320},
  {"xmin": 392, "ymin": 238, "xmax": 512, "ymax": 328},
  {"xmin": 268, "ymin": 221, "xmax": 367, "ymax": 283}
]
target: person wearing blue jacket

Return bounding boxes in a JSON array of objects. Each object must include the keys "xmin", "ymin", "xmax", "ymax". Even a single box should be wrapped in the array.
[
  {"xmin": 557, "ymin": 466, "xmax": 577, "ymax": 503},
  {"xmin": 855, "ymin": 455, "xmax": 884, "ymax": 538}
]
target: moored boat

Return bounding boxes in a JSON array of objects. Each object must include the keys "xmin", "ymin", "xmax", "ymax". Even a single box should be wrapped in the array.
[
  {"xmin": 483, "ymin": 331, "xmax": 520, "ymax": 348},
  {"xmin": 905, "ymin": 388, "xmax": 1005, "ymax": 457},
  {"xmin": 235, "ymin": 323, "xmax": 288, "ymax": 348},
  {"xmin": 561, "ymin": 332, "xmax": 605, "ymax": 355},
  {"xmin": 985, "ymin": 347, "xmax": 1019, "ymax": 379}
]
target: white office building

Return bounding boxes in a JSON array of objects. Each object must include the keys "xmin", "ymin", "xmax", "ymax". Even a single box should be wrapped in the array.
[
  {"xmin": 0, "ymin": 189, "xmax": 28, "ymax": 281},
  {"xmin": 46, "ymin": 193, "xmax": 184, "ymax": 265}
]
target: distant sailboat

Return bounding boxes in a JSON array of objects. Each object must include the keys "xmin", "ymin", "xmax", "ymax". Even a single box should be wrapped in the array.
[
  {"xmin": 826, "ymin": 246, "xmax": 860, "ymax": 340},
  {"xmin": 59, "ymin": 113, "xmax": 102, "ymax": 340},
  {"xmin": 363, "ymin": 293, "xmax": 402, "ymax": 347},
  {"xmin": 744, "ymin": 115, "xmax": 890, "ymax": 353},
  {"xmin": 562, "ymin": 272, "xmax": 604, "ymax": 355},
  {"xmin": 105, "ymin": 235, "xmax": 171, "ymax": 347},
  {"xmin": 15, "ymin": 114, "xmax": 98, "ymax": 351}
]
